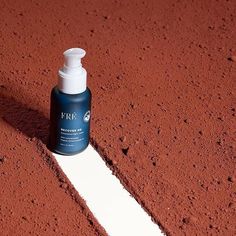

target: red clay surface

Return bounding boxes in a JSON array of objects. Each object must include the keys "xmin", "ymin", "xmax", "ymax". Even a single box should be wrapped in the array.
[
  {"xmin": 0, "ymin": 96, "xmax": 106, "ymax": 235},
  {"xmin": 0, "ymin": 0, "xmax": 236, "ymax": 235}
]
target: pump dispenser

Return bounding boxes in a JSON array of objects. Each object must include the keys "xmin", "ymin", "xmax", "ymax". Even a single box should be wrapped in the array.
[
  {"xmin": 49, "ymin": 48, "xmax": 91, "ymax": 155},
  {"xmin": 58, "ymin": 48, "xmax": 87, "ymax": 94}
]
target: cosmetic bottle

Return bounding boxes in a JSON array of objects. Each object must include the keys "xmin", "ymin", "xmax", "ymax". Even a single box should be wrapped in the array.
[{"xmin": 49, "ymin": 48, "xmax": 91, "ymax": 155}]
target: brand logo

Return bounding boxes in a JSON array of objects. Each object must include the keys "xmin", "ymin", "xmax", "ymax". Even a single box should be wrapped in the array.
[
  {"xmin": 83, "ymin": 110, "xmax": 91, "ymax": 122},
  {"xmin": 61, "ymin": 112, "xmax": 77, "ymax": 120}
]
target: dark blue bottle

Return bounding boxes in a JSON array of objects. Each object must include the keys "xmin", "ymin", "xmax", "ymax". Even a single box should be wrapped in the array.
[{"xmin": 49, "ymin": 48, "xmax": 91, "ymax": 155}]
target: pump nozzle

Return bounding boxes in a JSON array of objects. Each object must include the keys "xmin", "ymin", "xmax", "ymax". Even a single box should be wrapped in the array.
[
  {"xmin": 63, "ymin": 48, "xmax": 86, "ymax": 68},
  {"xmin": 58, "ymin": 48, "xmax": 87, "ymax": 94}
]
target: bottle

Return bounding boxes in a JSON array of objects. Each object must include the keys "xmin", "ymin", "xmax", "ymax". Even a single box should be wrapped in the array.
[{"xmin": 49, "ymin": 48, "xmax": 91, "ymax": 155}]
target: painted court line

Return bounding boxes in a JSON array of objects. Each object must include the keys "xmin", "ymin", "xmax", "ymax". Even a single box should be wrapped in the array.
[{"xmin": 53, "ymin": 144, "xmax": 164, "ymax": 236}]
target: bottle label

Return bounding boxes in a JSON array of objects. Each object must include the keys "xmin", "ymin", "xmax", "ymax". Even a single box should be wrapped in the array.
[
  {"xmin": 60, "ymin": 127, "xmax": 84, "ymax": 146},
  {"xmin": 57, "ymin": 109, "xmax": 90, "ymax": 151}
]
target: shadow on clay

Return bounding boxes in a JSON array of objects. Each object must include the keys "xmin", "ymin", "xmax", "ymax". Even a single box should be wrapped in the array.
[{"xmin": 0, "ymin": 93, "xmax": 49, "ymax": 145}]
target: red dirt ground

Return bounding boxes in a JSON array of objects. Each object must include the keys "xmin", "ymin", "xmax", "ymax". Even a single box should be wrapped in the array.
[
  {"xmin": 0, "ymin": 0, "xmax": 235, "ymax": 235},
  {"xmin": 0, "ymin": 96, "xmax": 106, "ymax": 235}
]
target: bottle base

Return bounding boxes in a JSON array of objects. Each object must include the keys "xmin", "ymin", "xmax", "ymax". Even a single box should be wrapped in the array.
[{"xmin": 47, "ymin": 142, "xmax": 89, "ymax": 156}]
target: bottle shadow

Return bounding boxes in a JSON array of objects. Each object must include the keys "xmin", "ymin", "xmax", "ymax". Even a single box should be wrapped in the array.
[{"xmin": 0, "ymin": 94, "xmax": 49, "ymax": 145}]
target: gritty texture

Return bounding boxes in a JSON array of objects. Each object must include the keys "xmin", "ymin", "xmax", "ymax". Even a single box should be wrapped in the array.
[
  {"xmin": 0, "ymin": 0, "xmax": 236, "ymax": 235},
  {"xmin": 0, "ymin": 96, "xmax": 106, "ymax": 235}
]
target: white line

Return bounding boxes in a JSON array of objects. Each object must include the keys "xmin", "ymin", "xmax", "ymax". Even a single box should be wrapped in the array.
[{"xmin": 53, "ymin": 144, "xmax": 164, "ymax": 236}]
